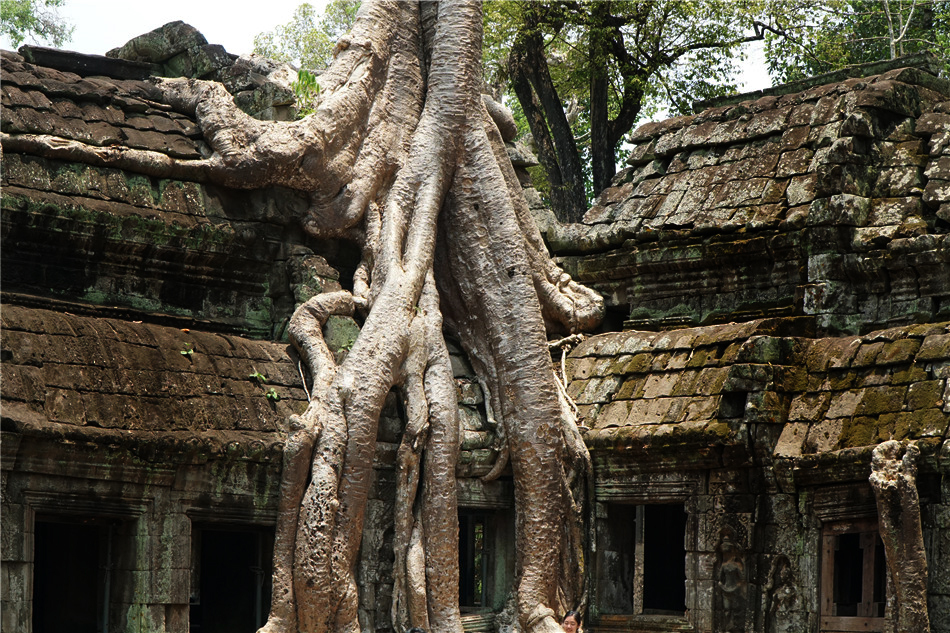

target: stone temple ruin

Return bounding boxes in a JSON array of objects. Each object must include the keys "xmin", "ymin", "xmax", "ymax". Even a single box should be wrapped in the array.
[{"xmin": 2, "ymin": 21, "xmax": 949, "ymax": 633}]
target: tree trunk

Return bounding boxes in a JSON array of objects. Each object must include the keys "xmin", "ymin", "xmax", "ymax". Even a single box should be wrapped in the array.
[
  {"xmin": 869, "ymin": 440, "xmax": 931, "ymax": 633},
  {"xmin": 15, "ymin": 3, "xmax": 604, "ymax": 631},
  {"xmin": 508, "ymin": 5, "xmax": 588, "ymax": 224},
  {"xmin": 589, "ymin": 2, "xmax": 612, "ymax": 195},
  {"xmin": 510, "ymin": 60, "xmax": 578, "ymax": 224}
]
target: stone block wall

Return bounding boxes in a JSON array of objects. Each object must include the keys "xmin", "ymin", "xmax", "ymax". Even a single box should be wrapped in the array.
[
  {"xmin": 1, "ymin": 49, "xmax": 349, "ymax": 340},
  {"xmin": 567, "ymin": 318, "xmax": 950, "ymax": 633}
]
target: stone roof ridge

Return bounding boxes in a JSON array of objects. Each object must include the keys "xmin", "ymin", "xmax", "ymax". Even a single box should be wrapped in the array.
[
  {"xmin": 801, "ymin": 321, "xmax": 950, "ymax": 371},
  {"xmin": 16, "ymin": 45, "xmax": 163, "ymax": 80},
  {"xmin": 106, "ymin": 20, "xmax": 211, "ymax": 64},
  {"xmin": 3, "ymin": 30, "xmax": 297, "ymax": 130},
  {"xmin": 104, "ymin": 22, "xmax": 298, "ymax": 121},
  {"xmin": 693, "ymin": 50, "xmax": 946, "ymax": 112},
  {"xmin": 570, "ymin": 317, "xmax": 817, "ymax": 359}
]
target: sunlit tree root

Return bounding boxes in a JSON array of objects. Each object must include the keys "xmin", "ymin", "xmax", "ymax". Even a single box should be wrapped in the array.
[
  {"xmin": 259, "ymin": 290, "xmax": 353, "ymax": 633},
  {"xmin": 433, "ymin": 103, "xmax": 596, "ymax": 629},
  {"xmin": 18, "ymin": 2, "xmax": 604, "ymax": 632},
  {"xmin": 869, "ymin": 441, "xmax": 931, "ymax": 633},
  {"xmin": 257, "ymin": 5, "xmax": 479, "ymax": 633}
]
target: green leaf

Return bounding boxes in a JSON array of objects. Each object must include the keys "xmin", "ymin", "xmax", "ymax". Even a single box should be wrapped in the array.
[
  {"xmin": 1, "ymin": 0, "xmax": 73, "ymax": 48},
  {"xmin": 292, "ymin": 68, "xmax": 321, "ymax": 118}
]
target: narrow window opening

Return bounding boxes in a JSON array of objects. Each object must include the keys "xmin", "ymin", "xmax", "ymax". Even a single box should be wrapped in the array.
[
  {"xmin": 459, "ymin": 513, "xmax": 487, "ymax": 609},
  {"xmin": 720, "ymin": 392, "xmax": 748, "ymax": 418},
  {"xmin": 832, "ymin": 532, "xmax": 862, "ymax": 616},
  {"xmin": 642, "ymin": 504, "xmax": 687, "ymax": 615},
  {"xmin": 596, "ymin": 502, "xmax": 687, "ymax": 618},
  {"xmin": 820, "ymin": 519, "xmax": 886, "ymax": 631}
]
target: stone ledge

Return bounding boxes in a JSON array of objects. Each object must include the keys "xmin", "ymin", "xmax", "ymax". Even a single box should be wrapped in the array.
[
  {"xmin": 18, "ymin": 45, "xmax": 162, "ymax": 80},
  {"xmin": 693, "ymin": 52, "xmax": 947, "ymax": 112},
  {"xmin": 1, "ymin": 409, "xmax": 286, "ymax": 467}
]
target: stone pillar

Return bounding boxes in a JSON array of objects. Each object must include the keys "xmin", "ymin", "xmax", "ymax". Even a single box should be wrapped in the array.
[
  {"xmin": 152, "ymin": 511, "xmax": 193, "ymax": 633},
  {"xmin": 1, "ymin": 500, "xmax": 31, "ymax": 633},
  {"xmin": 115, "ymin": 505, "xmax": 191, "ymax": 633}
]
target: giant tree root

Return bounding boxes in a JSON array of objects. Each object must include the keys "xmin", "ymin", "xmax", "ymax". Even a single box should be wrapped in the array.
[
  {"xmin": 14, "ymin": 3, "xmax": 604, "ymax": 633},
  {"xmin": 869, "ymin": 440, "xmax": 931, "ymax": 633},
  {"xmin": 264, "ymin": 3, "xmax": 602, "ymax": 633}
]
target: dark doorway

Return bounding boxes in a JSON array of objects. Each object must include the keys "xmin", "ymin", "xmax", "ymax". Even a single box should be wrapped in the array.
[
  {"xmin": 189, "ymin": 527, "xmax": 273, "ymax": 633},
  {"xmin": 642, "ymin": 504, "xmax": 687, "ymax": 614},
  {"xmin": 33, "ymin": 519, "xmax": 113, "ymax": 633}
]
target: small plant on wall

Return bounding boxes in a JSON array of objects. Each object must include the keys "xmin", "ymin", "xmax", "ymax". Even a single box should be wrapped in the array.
[
  {"xmin": 292, "ymin": 69, "xmax": 320, "ymax": 118},
  {"xmin": 249, "ymin": 369, "xmax": 281, "ymax": 402}
]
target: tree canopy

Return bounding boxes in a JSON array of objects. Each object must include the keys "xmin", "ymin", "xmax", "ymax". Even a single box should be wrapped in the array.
[
  {"xmin": 253, "ymin": 0, "xmax": 360, "ymax": 71},
  {"xmin": 483, "ymin": 0, "xmax": 800, "ymax": 221},
  {"xmin": 1, "ymin": 0, "xmax": 73, "ymax": 48},
  {"xmin": 764, "ymin": 0, "xmax": 949, "ymax": 83}
]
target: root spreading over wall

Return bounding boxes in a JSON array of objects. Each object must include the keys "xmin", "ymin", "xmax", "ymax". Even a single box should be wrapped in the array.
[{"xmin": 22, "ymin": 2, "xmax": 606, "ymax": 632}]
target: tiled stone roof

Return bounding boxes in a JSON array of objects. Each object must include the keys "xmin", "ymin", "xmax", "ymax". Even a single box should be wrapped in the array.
[
  {"xmin": 554, "ymin": 58, "xmax": 950, "ymax": 335},
  {"xmin": 1, "ymin": 304, "xmax": 306, "ymax": 436},
  {"xmin": 567, "ymin": 318, "xmax": 950, "ymax": 468},
  {"xmin": 2, "ymin": 50, "xmax": 205, "ymax": 158}
]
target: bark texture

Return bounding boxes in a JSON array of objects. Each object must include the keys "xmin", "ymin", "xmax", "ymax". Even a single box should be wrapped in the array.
[
  {"xmin": 869, "ymin": 440, "xmax": 931, "ymax": 633},
  {"xmin": 145, "ymin": 3, "xmax": 600, "ymax": 633},
  {"xmin": 507, "ymin": 3, "xmax": 588, "ymax": 224},
  {"xmin": 9, "ymin": 3, "xmax": 603, "ymax": 631}
]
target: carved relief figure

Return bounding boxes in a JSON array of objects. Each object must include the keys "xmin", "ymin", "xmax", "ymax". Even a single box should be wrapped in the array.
[
  {"xmin": 716, "ymin": 526, "xmax": 747, "ymax": 632},
  {"xmin": 763, "ymin": 555, "xmax": 797, "ymax": 633}
]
